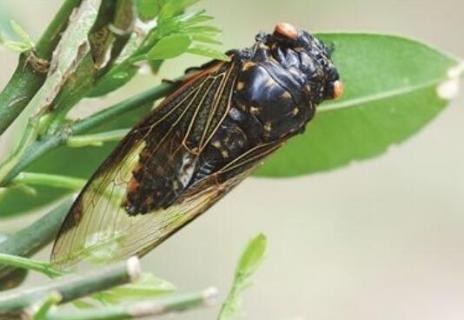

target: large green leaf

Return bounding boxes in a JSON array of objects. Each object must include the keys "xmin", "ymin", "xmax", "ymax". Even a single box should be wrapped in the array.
[{"xmin": 255, "ymin": 33, "xmax": 459, "ymax": 177}]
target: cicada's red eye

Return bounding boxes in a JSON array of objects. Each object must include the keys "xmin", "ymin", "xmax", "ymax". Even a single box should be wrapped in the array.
[
  {"xmin": 274, "ymin": 22, "xmax": 298, "ymax": 40},
  {"xmin": 332, "ymin": 80, "xmax": 344, "ymax": 100}
]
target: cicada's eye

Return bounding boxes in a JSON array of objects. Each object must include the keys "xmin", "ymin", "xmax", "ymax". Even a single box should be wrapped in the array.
[
  {"xmin": 273, "ymin": 22, "xmax": 298, "ymax": 40},
  {"xmin": 332, "ymin": 80, "xmax": 344, "ymax": 100}
]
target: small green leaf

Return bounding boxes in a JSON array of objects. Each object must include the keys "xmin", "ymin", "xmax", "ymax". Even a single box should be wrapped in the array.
[
  {"xmin": 235, "ymin": 234, "xmax": 266, "ymax": 279},
  {"xmin": 147, "ymin": 33, "xmax": 192, "ymax": 60},
  {"xmin": 256, "ymin": 33, "xmax": 459, "ymax": 177},
  {"xmin": 179, "ymin": 11, "xmax": 214, "ymax": 26},
  {"xmin": 0, "ymin": 39, "xmax": 31, "ymax": 52},
  {"xmin": 187, "ymin": 45, "xmax": 229, "ymax": 61},
  {"xmin": 183, "ymin": 25, "xmax": 222, "ymax": 34},
  {"xmin": 88, "ymin": 65, "xmax": 139, "ymax": 97},
  {"xmin": 9, "ymin": 19, "xmax": 34, "ymax": 47},
  {"xmin": 159, "ymin": 0, "xmax": 199, "ymax": 21},
  {"xmin": 219, "ymin": 234, "xmax": 267, "ymax": 320},
  {"xmin": 191, "ymin": 34, "xmax": 222, "ymax": 45},
  {"xmin": 135, "ymin": 0, "xmax": 164, "ymax": 21},
  {"xmin": 0, "ymin": 20, "xmax": 34, "ymax": 53}
]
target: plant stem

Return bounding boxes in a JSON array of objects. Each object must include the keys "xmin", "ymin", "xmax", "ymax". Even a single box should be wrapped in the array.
[
  {"xmin": 44, "ymin": 288, "xmax": 218, "ymax": 320},
  {"xmin": 67, "ymin": 129, "xmax": 130, "ymax": 148},
  {"xmin": 0, "ymin": 199, "xmax": 73, "ymax": 280},
  {"xmin": 0, "ymin": 257, "xmax": 141, "ymax": 313},
  {"xmin": 72, "ymin": 80, "xmax": 174, "ymax": 134},
  {"xmin": 28, "ymin": 292, "xmax": 63, "ymax": 320},
  {"xmin": 0, "ymin": 0, "xmax": 82, "ymax": 135},
  {"xmin": 0, "ymin": 82, "xmax": 174, "ymax": 187},
  {"xmin": 12, "ymin": 172, "xmax": 87, "ymax": 191},
  {"xmin": 0, "ymin": 254, "xmax": 63, "ymax": 278},
  {"xmin": 0, "ymin": 135, "xmax": 65, "ymax": 186}
]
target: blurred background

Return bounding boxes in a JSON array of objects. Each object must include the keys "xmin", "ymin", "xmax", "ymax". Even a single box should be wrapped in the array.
[{"xmin": 1, "ymin": 0, "xmax": 463, "ymax": 319}]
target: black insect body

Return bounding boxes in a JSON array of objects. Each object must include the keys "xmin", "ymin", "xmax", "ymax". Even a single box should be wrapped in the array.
[{"xmin": 51, "ymin": 23, "xmax": 343, "ymax": 269}]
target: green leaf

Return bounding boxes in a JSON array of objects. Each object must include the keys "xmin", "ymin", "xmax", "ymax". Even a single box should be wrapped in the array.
[
  {"xmin": 187, "ymin": 45, "xmax": 229, "ymax": 61},
  {"xmin": 147, "ymin": 33, "xmax": 192, "ymax": 60},
  {"xmin": 159, "ymin": 0, "xmax": 199, "ymax": 21},
  {"xmin": 219, "ymin": 234, "xmax": 267, "ymax": 320},
  {"xmin": 0, "ymin": 20, "xmax": 34, "ymax": 52},
  {"xmin": 256, "ymin": 33, "xmax": 459, "ymax": 177},
  {"xmin": 191, "ymin": 34, "xmax": 222, "ymax": 45},
  {"xmin": 183, "ymin": 25, "xmax": 222, "ymax": 34},
  {"xmin": 178, "ymin": 11, "xmax": 214, "ymax": 26},
  {"xmin": 88, "ymin": 65, "xmax": 139, "ymax": 97},
  {"xmin": 234, "ymin": 234, "xmax": 266, "ymax": 280},
  {"xmin": 135, "ymin": 0, "xmax": 164, "ymax": 21},
  {"xmin": 9, "ymin": 20, "xmax": 34, "ymax": 48}
]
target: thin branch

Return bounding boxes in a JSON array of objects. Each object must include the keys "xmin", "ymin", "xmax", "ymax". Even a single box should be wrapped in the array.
[
  {"xmin": 67, "ymin": 129, "xmax": 130, "ymax": 148},
  {"xmin": 0, "ymin": 199, "xmax": 73, "ymax": 280},
  {"xmin": 0, "ymin": 257, "xmax": 141, "ymax": 313},
  {"xmin": 12, "ymin": 172, "xmax": 86, "ymax": 191},
  {"xmin": 72, "ymin": 81, "xmax": 175, "ymax": 134},
  {"xmin": 0, "ymin": 82, "xmax": 174, "ymax": 187},
  {"xmin": 43, "ymin": 288, "xmax": 218, "ymax": 320},
  {"xmin": 0, "ymin": 0, "xmax": 82, "ymax": 135},
  {"xmin": 0, "ymin": 254, "xmax": 62, "ymax": 278}
]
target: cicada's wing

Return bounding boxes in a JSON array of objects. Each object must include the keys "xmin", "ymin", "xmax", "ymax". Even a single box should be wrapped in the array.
[{"xmin": 50, "ymin": 59, "xmax": 244, "ymax": 270}]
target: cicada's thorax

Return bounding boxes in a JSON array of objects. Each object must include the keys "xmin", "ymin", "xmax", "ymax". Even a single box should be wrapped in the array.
[
  {"xmin": 123, "ymin": 31, "xmax": 340, "ymax": 211},
  {"xmin": 191, "ymin": 45, "xmax": 317, "ymax": 182}
]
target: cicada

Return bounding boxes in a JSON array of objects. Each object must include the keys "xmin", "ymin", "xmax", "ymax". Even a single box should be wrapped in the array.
[{"xmin": 51, "ymin": 23, "xmax": 343, "ymax": 270}]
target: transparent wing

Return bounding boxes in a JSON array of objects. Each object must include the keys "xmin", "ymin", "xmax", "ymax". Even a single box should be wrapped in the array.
[
  {"xmin": 50, "ymin": 60, "xmax": 245, "ymax": 270},
  {"xmin": 51, "ymin": 137, "xmax": 280, "ymax": 270}
]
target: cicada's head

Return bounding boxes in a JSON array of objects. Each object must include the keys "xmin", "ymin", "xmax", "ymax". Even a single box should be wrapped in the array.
[
  {"xmin": 267, "ymin": 22, "xmax": 343, "ymax": 103},
  {"xmin": 235, "ymin": 23, "xmax": 343, "ymax": 140}
]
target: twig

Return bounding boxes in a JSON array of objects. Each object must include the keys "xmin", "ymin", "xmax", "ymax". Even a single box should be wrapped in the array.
[
  {"xmin": 0, "ymin": 0, "xmax": 82, "ymax": 135},
  {"xmin": 0, "ymin": 199, "xmax": 73, "ymax": 280},
  {"xmin": 43, "ymin": 287, "xmax": 218, "ymax": 320},
  {"xmin": 67, "ymin": 129, "xmax": 130, "ymax": 148},
  {"xmin": 71, "ymin": 80, "xmax": 174, "ymax": 134},
  {"xmin": 12, "ymin": 172, "xmax": 87, "ymax": 191},
  {"xmin": 0, "ymin": 82, "xmax": 175, "ymax": 187},
  {"xmin": 0, "ymin": 256, "xmax": 141, "ymax": 313},
  {"xmin": 0, "ymin": 254, "xmax": 62, "ymax": 278}
]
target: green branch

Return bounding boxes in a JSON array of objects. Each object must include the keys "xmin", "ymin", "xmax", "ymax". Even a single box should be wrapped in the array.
[
  {"xmin": 67, "ymin": 129, "xmax": 130, "ymax": 147},
  {"xmin": 72, "ymin": 81, "xmax": 175, "ymax": 134},
  {"xmin": 0, "ymin": 81, "xmax": 174, "ymax": 187},
  {"xmin": 43, "ymin": 288, "xmax": 218, "ymax": 320},
  {"xmin": 12, "ymin": 172, "xmax": 86, "ymax": 191},
  {"xmin": 0, "ymin": 199, "xmax": 73, "ymax": 280},
  {"xmin": 0, "ymin": 0, "xmax": 82, "ymax": 135},
  {"xmin": 0, "ymin": 257, "xmax": 141, "ymax": 313},
  {"xmin": 0, "ymin": 254, "xmax": 62, "ymax": 278}
]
